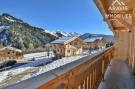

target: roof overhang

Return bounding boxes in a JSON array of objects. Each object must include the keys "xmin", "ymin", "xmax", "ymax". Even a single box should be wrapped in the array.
[{"xmin": 94, "ymin": 0, "xmax": 135, "ymax": 32}]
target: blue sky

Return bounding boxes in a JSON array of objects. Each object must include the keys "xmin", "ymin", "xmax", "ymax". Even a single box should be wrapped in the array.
[{"xmin": 0, "ymin": 0, "xmax": 113, "ymax": 35}]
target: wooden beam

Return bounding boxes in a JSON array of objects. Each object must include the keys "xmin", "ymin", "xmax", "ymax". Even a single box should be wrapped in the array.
[
  {"xmin": 108, "ymin": 18, "xmax": 133, "ymax": 30},
  {"xmin": 113, "ymin": 27, "xmax": 127, "ymax": 30}
]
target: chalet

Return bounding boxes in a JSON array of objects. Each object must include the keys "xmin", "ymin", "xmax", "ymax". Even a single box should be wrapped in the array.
[
  {"xmin": 96, "ymin": 37, "xmax": 108, "ymax": 48},
  {"xmin": 84, "ymin": 37, "xmax": 107, "ymax": 49},
  {"xmin": 51, "ymin": 36, "xmax": 85, "ymax": 57},
  {"xmin": 0, "ymin": 47, "xmax": 23, "ymax": 61}
]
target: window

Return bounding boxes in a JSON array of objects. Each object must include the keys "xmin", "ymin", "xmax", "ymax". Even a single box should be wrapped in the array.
[
  {"xmin": 65, "ymin": 45, "xmax": 67, "ymax": 48},
  {"xmin": 57, "ymin": 49, "xmax": 59, "ymax": 52},
  {"xmin": 8, "ymin": 52, "xmax": 10, "ymax": 54},
  {"xmin": 54, "ymin": 45, "xmax": 56, "ymax": 49},
  {"xmin": 74, "ymin": 42, "xmax": 77, "ymax": 45},
  {"xmin": 68, "ymin": 45, "xmax": 69, "ymax": 48},
  {"xmin": 68, "ymin": 50, "xmax": 70, "ymax": 53}
]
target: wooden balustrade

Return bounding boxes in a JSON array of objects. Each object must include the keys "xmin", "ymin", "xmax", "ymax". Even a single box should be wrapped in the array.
[{"xmin": 37, "ymin": 47, "xmax": 114, "ymax": 89}]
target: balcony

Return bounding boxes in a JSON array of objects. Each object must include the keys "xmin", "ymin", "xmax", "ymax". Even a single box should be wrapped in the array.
[
  {"xmin": 99, "ymin": 60, "xmax": 134, "ymax": 89},
  {"xmin": 1, "ymin": 46, "xmax": 135, "ymax": 89},
  {"xmin": 1, "ymin": 0, "xmax": 135, "ymax": 89}
]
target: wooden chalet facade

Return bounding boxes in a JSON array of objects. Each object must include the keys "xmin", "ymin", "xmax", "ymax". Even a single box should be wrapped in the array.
[
  {"xmin": 51, "ymin": 36, "xmax": 85, "ymax": 57},
  {"xmin": 0, "ymin": 47, "xmax": 23, "ymax": 61},
  {"xmin": 84, "ymin": 37, "xmax": 107, "ymax": 49}
]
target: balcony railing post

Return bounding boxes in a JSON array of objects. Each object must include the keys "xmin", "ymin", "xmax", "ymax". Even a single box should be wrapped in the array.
[
  {"xmin": 34, "ymin": 47, "xmax": 114, "ymax": 89},
  {"xmin": 102, "ymin": 56, "xmax": 105, "ymax": 81},
  {"xmin": 68, "ymin": 72, "xmax": 74, "ymax": 89},
  {"xmin": 108, "ymin": 53, "xmax": 111, "ymax": 66}
]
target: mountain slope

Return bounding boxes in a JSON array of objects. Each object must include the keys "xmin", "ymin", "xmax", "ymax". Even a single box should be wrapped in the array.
[
  {"xmin": 80, "ymin": 33, "xmax": 114, "ymax": 42},
  {"xmin": 0, "ymin": 13, "xmax": 113, "ymax": 53},
  {"xmin": 0, "ymin": 13, "xmax": 57, "ymax": 51},
  {"xmin": 44, "ymin": 30, "xmax": 81, "ymax": 37}
]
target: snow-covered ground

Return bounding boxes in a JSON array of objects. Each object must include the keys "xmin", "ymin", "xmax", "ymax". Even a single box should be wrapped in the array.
[
  {"xmin": 0, "ymin": 58, "xmax": 52, "ymax": 82},
  {"xmin": 0, "ymin": 48, "xmax": 105, "ymax": 88},
  {"xmin": 23, "ymin": 51, "xmax": 54, "ymax": 60},
  {"xmin": 0, "ymin": 54, "xmax": 86, "ymax": 88},
  {"xmin": 22, "ymin": 55, "xmax": 85, "ymax": 80}
]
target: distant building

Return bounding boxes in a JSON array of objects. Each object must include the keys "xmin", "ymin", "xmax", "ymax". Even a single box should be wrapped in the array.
[
  {"xmin": 51, "ymin": 36, "xmax": 85, "ymax": 57},
  {"xmin": 96, "ymin": 37, "xmax": 108, "ymax": 48},
  {"xmin": 0, "ymin": 47, "xmax": 23, "ymax": 61},
  {"xmin": 84, "ymin": 37, "xmax": 107, "ymax": 49}
]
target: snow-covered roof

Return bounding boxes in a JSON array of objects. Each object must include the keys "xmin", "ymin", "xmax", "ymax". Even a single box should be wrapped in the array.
[
  {"xmin": 84, "ymin": 37, "xmax": 103, "ymax": 43},
  {"xmin": 0, "ymin": 47, "xmax": 22, "ymax": 53},
  {"xmin": 51, "ymin": 36, "xmax": 78, "ymax": 44}
]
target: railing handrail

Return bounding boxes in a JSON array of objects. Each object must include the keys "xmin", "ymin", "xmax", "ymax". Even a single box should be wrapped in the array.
[{"xmin": 2, "ymin": 46, "xmax": 114, "ymax": 89}]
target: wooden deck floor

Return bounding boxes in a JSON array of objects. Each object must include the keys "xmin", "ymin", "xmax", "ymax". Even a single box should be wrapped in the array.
[{"xmin": 98, "ymin": 60, "xmax": 135, "ymax": 89}]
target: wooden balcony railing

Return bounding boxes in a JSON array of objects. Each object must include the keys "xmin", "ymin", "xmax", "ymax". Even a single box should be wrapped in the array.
[
  {"xmin": 2, "ymin": 47, "xmax": 114, "ymax": 89},
  {"xmin": 37, "ymin": 47, "xmax": 114, "ymax": 89}
]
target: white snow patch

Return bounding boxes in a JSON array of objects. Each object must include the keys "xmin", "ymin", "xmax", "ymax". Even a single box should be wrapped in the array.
[
  {"xmin": 59, "ymin": 32, "xmax": 70, "ymax": 37},
  {"xmin": 44, "ymin": 30, "xmax": 81, "ymax": 37},
  {"xmin": 24, "ymin": 52, "xmax": 53, "ymax": 60},
  {"xmin": 0, "ymin": 26, "xmax": 10, "ymax": 30},
  {"xmin": 44, "ymin": 30, "xmax": 58, "ymax": 37},
  {"xmin": 0, "ymin": 58, "xmax": 52, "ymax": 83},
  {"xmin": 4, "ymin": 17, "xmax": 15, "ymax": 22},
  {"xmin": 21, "ymin": 55, "xmax": 86, "ymax": 81},
  {"xmin": 0, "ymin": 67, "xmax": 31, "ymax": 82}
]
